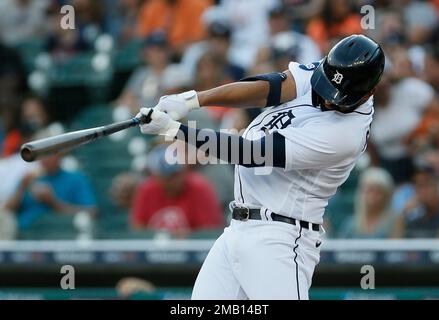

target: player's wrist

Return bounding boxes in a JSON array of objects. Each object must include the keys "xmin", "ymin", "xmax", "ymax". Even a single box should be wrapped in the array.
[
  {"xmin": 179, "ymin": 90, "xmax": 200, "ymax": 110},
  {"xmin": 160, "ymin": 119, "xmax": 181, "ymax": 139}
]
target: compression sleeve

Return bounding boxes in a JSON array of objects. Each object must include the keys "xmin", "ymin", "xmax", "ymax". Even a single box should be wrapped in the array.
[{"xmin": 176, "ymin": 125, "xmax": 286, "ymax": 168}]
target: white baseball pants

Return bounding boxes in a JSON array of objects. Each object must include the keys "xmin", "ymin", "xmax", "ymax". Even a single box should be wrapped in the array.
[{"xmin": 192, "ymin": 218, "xmax": 323, "ymax": 300}]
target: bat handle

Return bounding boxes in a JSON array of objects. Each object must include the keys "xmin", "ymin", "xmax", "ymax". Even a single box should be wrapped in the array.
[{"xmin": 133, "ymin": 108, "xmax": 154, "ymax": 125}]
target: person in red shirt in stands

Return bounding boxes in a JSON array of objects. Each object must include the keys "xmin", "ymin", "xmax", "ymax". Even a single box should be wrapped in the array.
[{"xmin": 131, "ymin": 144, "xmax": 223, "ymax": 236}]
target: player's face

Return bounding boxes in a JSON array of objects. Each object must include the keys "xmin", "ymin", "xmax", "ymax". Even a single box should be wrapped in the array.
[
  {"xmin": 323, "ymin": 100, "xmax": 337, "ymax": 110},
  {"xmin": 322, "ymin": 89, "xmax": 375, "ymax": 112}
]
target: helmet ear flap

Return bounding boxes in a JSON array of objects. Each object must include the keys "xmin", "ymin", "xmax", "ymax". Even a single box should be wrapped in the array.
[{"xmin": 312, "ymin": 89, "xmax": 333, "ymax": 112}]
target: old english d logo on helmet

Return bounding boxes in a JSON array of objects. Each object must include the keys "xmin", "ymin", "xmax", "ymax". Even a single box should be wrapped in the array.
[
  {"xmin": 331, "ymin": 71, "xmax": 343, "ymax": 85},
  {"xmin": 310, "ymin": 34, "xmax": 385, "ymax": 113}
]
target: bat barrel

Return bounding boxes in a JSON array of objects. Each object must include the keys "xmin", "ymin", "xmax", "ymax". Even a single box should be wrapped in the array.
[
  {"xmin": 20, "ymin": 127, "xmax": 100, "ymax": 162},
  {"xmin": 20, "ymin": 109, "xmax": 153, "ymax": 162}
]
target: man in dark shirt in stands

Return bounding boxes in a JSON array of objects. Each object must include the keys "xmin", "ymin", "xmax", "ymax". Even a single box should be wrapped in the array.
[{"xmin": 394, "ymin": 167, "xmax": 439, "ymax": 238}]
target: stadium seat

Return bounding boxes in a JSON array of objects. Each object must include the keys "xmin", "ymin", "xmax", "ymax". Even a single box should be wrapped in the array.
[
  {"xmin": 325, "ymin": 169, "xmax": 360, "ymax": 236},
  {"xmin": 114, "ymin": 39, "xmax": 143, "ymax": 72},
  {"xmin": 13, "ymin": 38, "xmax": 47, "ymax": 72},
  {"xmin": 18, "ymin": 214, "xmax": 78, "ymax": 240},
  {"xmin": 188, "ymin": 229, "xmax": 223, "ymax": 239}
]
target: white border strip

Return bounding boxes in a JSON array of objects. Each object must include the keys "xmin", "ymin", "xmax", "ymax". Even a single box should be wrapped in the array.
[
  {"xmin": 0, "ymin": 240, "xmax": 215, "ymax": 251},
  {"xmin": 0, "ymin": 239, "xmax": 438, "ymax": 252}
]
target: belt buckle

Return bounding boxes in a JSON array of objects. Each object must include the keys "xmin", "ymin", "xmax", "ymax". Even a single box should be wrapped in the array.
[
  {"xmin": 235, "ymin": 205, "xmax": 250, "ymax": 221},
  {"xmin": 241, "ymin": 207, "xmax": 250, "ymax": 221}
]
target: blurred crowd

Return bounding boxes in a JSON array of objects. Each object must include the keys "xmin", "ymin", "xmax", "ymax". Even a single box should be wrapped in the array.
[{"xmin": 1, "ymin": 0, "xmax": 439, "ymax": 240}]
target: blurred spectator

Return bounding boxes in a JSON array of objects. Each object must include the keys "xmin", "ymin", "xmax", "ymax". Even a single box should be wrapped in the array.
[
  {"xmin": 160, "ymin": 63, "xmax": 193, "ymax": 95},
  {"xmin": 181, "ymin": 20, "xmax": 245, "ymax": 81},
  {"xmin": 4, "ymin": 148, "xmax": 97, "ymax": 231},
  {"xmin": 104, "ymin": 0, "xmax": 141, "ymax": 45},
  {"xmin": 1, "ymin": 102, "xmax": 21, "ymax": 158},
  {"xmin": 281, "ymin": 0, "xmax": 325, "ymax": 22},
  {"xmin": 192, "ymin": 51, "xmax": 238, "ymax": 122},
  {"xmin": 254, "ymin": 4, "xmax": 321, "ymax": 70},
  {"xmin": 47, "ymin": 0, "xmax": 106, "ymax": 59},
  {"xmin": 338, "ymin": 167, "xmax": 396, "ymax": 238},
  {"xmin": 0, "ymin": 152, "xmax": 40, "ymax": 204},
  {"xmin": 131, "ymin": 144, "xmax": 223, "ymax": 237},
  {"xmin": 136, "ymin": 0, "xmax": 213, "ymax": 55},
  {"xmin": 369, "ymin": 9, "xmax": 406, "ymax": 46},
  {"xmin": 432, "ymin": 0, "xmax": 439, "ymax": 15},
  {"xmin": 270, "ymin": 4, "xmax": 321, "ymax": 64},
  {"xmin": 306, "ymin": 0, "xmax": 363, "ymax": 53},
  {"xmin": 194, "ymin": 51, "xmax": 233, "ymax": 93},
  {"xmin": 0, "ymin": 206, "xmax": 17, "ymax": 240},
  {"xmin": 0, "ymin": 43, "xmax": 27, "ymax": 107},
  {"xmin": 370, "ymin": 69, "xmax": 435, "ymax": 184},
  {"xmin": 116, "ymin": 32, "xmax": 171, "ymax": 115},
  {"xmin": 46, "ymin": 9, "xmax": 87, "ymax": 59},
  {"xmin": 0, "ymin": 44, "xmax": 27, "ymax": 142},
  {"xmin": 0, "ymin": 0, "xmax": 49, "ymax": 46},
  {"xmin": 2, "ymin": 94, "xmax": 51, "ymax": 157},
  {"xmin": 72, "ymin": 0, "xmax": 106, "ymax": 45},
  {"xmin": 215, "ymin": 0, "xmax": 278, "ymax": 69},
  {"xmin": 405, "ymin": 95, "xmax": 439, "ymax": 153},
  {"xmin": 402, "ymin": 0, "xmax": 438, "ymax": 45},
  {"xmin": 393, "ymin": 167, "xmax": 439, "ymax": 238},
  {"xmin": 424, "ymin": 44, "xmax": 439, "ymax": 91},
  {"xmin": 0, "ymin": 95, "xmax": 49, "ymax": 209},
  {"xmin": 110, "ymin": 172, "xmax": 140, "ymax": 210}
]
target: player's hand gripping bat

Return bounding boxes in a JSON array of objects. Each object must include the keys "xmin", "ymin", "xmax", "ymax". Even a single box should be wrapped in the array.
[{"xmin": 20, "ymin": 109, "xmax": 154, "ymax": 162}]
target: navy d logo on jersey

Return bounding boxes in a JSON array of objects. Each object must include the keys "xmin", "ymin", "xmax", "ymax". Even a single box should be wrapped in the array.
[{"xmin": 261, "ymin": 110, "xmax": 295, "ymax": 131}]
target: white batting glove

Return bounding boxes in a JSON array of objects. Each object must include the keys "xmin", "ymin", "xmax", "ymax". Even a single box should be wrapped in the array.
[
  {"xmin": 155, "ymin": 90, "xmax": 200, "ymax": 120},
  {"xmin": 136, "ymin": 108, "xmax": 181, "ymax": 138}
]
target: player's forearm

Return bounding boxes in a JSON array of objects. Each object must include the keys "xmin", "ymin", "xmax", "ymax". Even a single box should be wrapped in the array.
[
  {"xmin": 197, "ymin": 70, "xmax": 296, "ymax": 108},
  {"xmin": 176, "ymin": 124, "xmax": 286, "ymax": 168},
  {"xmin": 197, "ymin": 81, "xmax": 269, "ymax": 108}
]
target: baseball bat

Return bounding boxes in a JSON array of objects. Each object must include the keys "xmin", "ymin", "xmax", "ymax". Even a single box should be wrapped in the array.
[{"xmin": 20, "ymin": 109, "xmax": 154, "ymax": 162}]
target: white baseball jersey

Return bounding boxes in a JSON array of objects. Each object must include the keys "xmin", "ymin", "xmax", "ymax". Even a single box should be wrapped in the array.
[{"xmin": 233, "ymin": 61, "xmax": 374, "ymax": 224}]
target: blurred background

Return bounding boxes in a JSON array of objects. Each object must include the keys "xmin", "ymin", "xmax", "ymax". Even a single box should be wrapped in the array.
[{"xmin": 1, "ymin": 0, "xmax": 439, "ymax": 300}]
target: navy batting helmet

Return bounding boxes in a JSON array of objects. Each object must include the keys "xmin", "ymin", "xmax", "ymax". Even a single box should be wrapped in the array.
[{"xmin": 311, "ymin": 35, "xmax": 385, "ymax": 113}]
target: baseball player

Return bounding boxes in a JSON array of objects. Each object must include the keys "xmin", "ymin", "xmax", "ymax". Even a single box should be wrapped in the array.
[{"xmin": 137, "ymin": 34, "xmax": 385, "ymax": 300}]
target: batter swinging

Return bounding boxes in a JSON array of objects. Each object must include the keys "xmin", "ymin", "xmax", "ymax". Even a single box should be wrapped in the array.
[{"xmin": 137, "ymin": 35, "xmax": 385, "ymax": 300}]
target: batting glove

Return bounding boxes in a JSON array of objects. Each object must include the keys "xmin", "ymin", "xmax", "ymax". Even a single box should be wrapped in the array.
[
  {"xmin": 137, "ymin": 108, "xmax": 181, "ymax": 138},
  {"xmin": 155, "ymin": 90, "xmax": 200, "ymax": 120}
]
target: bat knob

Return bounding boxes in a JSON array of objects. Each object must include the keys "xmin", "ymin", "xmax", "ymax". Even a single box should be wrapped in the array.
[{"xmin": 135, "ymin": 108, "xmax": 154, "ymax": 125}]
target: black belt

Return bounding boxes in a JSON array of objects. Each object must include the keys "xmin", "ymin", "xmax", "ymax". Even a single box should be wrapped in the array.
[{"xmin": 232, "ymin": 207, "xmax": 320, "ymax": 232}]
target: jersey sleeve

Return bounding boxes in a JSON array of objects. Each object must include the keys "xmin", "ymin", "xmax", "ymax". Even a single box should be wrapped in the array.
[
  {"xmin": 277, "ymin": 123, "xmax": 362, "ymax": 170},
  {"xmin": 288, "ymin": 61, "xmax": 317, "ymax": 98}
]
